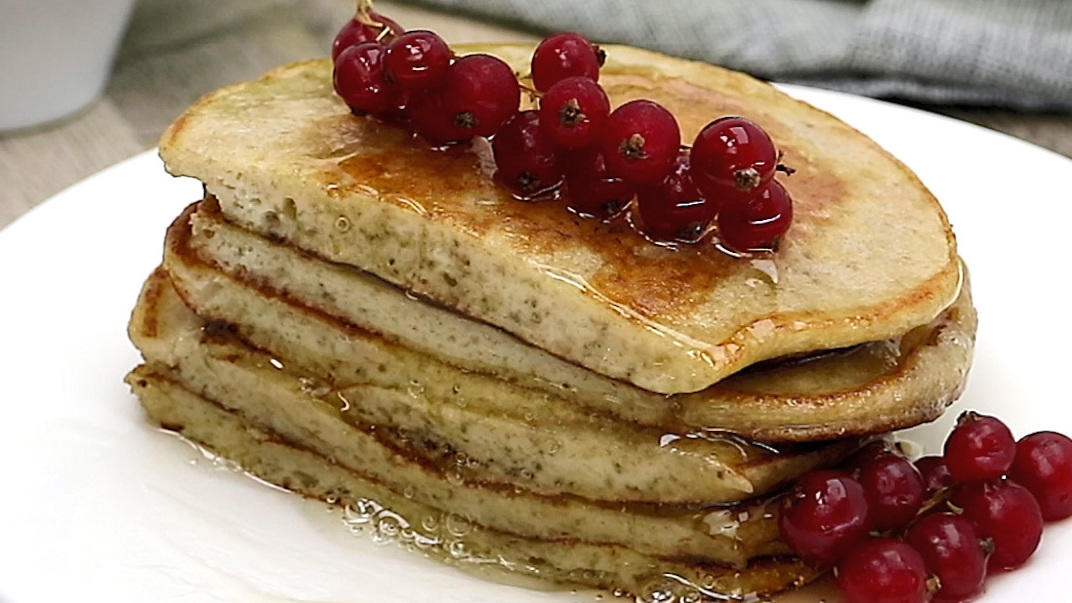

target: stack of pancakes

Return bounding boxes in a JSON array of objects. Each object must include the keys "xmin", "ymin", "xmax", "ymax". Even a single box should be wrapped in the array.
[{"xmin": 126, "ymin": 45, "xmax": 976, "ymax": 599}]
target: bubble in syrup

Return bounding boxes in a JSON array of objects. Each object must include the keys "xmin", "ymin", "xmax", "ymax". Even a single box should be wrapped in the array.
[
  {"xmin": 678, "ymin": 592, "xmax": 702, "ymax": 603},
  {"xmin": 421, "ymin": 514, "xmax": 440, "ymax": 532},
  {"xmin": 448, "ymin": 540, "xmax": 469, "ymax": 559},
  {"xmin": 445, "ymin": 513, "xmax": 472, "ymax": 537},
  {"xmin": 445, "ymin": 470, "xmax": 465, "ymax": 486}
]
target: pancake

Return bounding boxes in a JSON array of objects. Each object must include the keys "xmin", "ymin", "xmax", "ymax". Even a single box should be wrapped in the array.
[
  {"xmin": 147, "ymin": 230, "xmax": 860, "ymax": 505},
  {"xmin": 176, "ymin": 201, "xmax": 975, "ymax": 442},
  {"xmin": 129, "ymin": 368, "xmax": 822, "ymax": 599},
  {"xmin": 128, "ymin": 269, "xmax": 849, "ymax": 566},
  {"xmin": 158, "ymin": 44, "xmax": 961, "ymax": 394}
]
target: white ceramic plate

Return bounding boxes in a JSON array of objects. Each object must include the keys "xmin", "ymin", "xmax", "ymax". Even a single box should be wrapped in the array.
[{"xmin": 1, "ymin": 86, "xmax": 1070, "ymax": 603}]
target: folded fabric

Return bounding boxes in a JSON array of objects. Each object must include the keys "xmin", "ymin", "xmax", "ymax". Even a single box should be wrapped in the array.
[{"xmin": 413, "ymin": 0, "xmax": 1072, "ymax": 110}]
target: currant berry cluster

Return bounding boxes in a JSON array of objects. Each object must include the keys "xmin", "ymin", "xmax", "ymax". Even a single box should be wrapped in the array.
[
  {"xmin": 779, "ymin": 412, "xmax": 1072, "ymax": 603},
  {"xmin": 331, "ymin": 4, "xmax": 793, "ymax": 253}
]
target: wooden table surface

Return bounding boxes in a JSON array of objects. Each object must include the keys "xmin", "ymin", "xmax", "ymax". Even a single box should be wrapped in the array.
[{"xmin": 1, "ymin": 0, "xmax": 1069, "ymax": 231}]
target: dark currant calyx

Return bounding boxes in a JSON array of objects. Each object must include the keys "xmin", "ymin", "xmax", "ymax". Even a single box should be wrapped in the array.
[
  {"xmin": 454, "ymin": 111, "xmax": 477, "ymax": 129},
  {"xmin": 593, "ymin": 45, "xmax": 607, "ymax": 67},
  {"xmin": 561, "ymin": 99, "xmax": 583, "ymax": 125},
  {"xmin": 620, "ymin": 134, "xmax": 646, "ymax": 159},
  {"xmin": 734, "ymin": 167, "xmax": 762, "ymax": 192}
]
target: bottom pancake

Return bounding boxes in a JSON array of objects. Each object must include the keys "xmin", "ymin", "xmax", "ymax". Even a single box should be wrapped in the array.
[{"xmin": 128, "ymin": 368, "xmax": 821, "ymax": 600}]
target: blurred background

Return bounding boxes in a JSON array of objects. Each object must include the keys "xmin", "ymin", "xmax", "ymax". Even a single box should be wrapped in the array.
[{"xmin": 1, "ymin": 0, "xmax": 1070, "ymax": 229}]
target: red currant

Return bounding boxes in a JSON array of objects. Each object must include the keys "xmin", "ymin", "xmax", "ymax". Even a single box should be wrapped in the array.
[
  {"xmin": 915, "ymin": 455, "xmax": 955, "ymax": 495},
  {"xmin": 539, "ymin": 76, "xmax": 610, "ymax": 150},
  {"xmin": 600, "ymin": 100, "xmax": 680, "ymax": 185},
  {"xmin": 836, "ymin": 539, "xmax": 929, "ymax": 603},
  {"xmin": 716, "ymin": 180, "xmax": 793, "ymax": 252},
  {"xmin": 951, "ymin": 479, "xmax": 1043, "ymax": 570},
  {"xmin": 333, "ymin": 42, "xmax": 398, "ymax": 116},
  {"xmin": 530, "ymin": 33, "xmax": 604, "ymax": 92},
  {"xmin": 384, "ymin": 30, "xmax": 452, "ymax": 90},
  {"xmin": 407, "ymin": 88, "xmax": 468, "ymax": 145},
  {"xmin": 441, "ymin": 54, "xmax": 521, "ymax": 138},
  {"xmin": 906, "ymin": 513, "xmax": 988, "ymax": 603},
  {"xmin": 944, "ymin": 411, "xmax": 1017, "ymax": 484},
  {"xmin": 858, "ymin": 453, "xmax": 926, "ymax": 530},
  {"xmin": 331, "ymin": 12, "xmax": 403, "ymax": 61},
  {"xmin": 1009, "ymin": 431, "xmax": 1072, "ymax": 521},
  {"xmin": 690, "ymin": 116, "xmax": 778, "ymax": 200},
  {"xmin": 635, "ymin": 152, "xmax": 717, "ymax": 243},
  {"xmin": 564, "ymin": 151, "xmax": 634, "ymax": 219},
  {"xmin": 845, "ymin": 441, "xmax": 893, "ymax": 471},
  {"xmin": 779, "ymin": 471, "xmax": 871, "ymax": 565},
  {"xmin": 379, "ymin": 88, "xmax": 413, "ymax": 127},
  {"xmin": 492, "ymin": 111, "xmax": 563, "ymax": 195}
]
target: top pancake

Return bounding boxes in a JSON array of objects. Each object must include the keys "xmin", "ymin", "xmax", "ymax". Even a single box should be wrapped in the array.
[{"xmin": 159, "ymin": 44, "xmax": 961, "ymax": 394}]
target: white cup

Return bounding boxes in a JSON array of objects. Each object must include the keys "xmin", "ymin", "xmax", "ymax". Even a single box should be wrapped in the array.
[{"xmin": 0, "ymin": 0, "xmax": 137, "ymax": 131}]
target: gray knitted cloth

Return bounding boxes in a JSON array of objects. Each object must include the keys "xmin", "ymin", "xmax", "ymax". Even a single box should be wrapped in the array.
[{"xmin": 414, "ymin": 0, "xmax": 1072, "ymax": 111}]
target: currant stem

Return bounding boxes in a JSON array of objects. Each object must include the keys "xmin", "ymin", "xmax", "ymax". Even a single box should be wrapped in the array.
[
  {"xmin": 354, "ymin": 0, "xmax": 388, "ymax": 29},
  {"xmin": 925, "ymin": 575, "xmax": 942, "ymax": 597}
]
